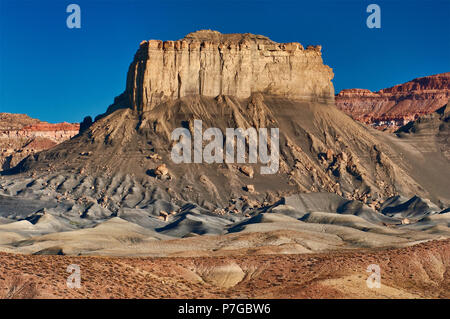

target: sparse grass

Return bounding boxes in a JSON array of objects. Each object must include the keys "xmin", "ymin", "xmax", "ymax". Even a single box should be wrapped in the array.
[{"xmin": 2, "ymin": 275, "xmax": 39, "ymax": 299}]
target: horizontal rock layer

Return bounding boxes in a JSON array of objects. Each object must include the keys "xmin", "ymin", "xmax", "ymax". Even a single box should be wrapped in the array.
[
  {"xmin": 0, "ymin": 113, "xmax": 79, "ymax": 171},
  {"xmin": 112, "ymin": 30, "xmax": 334, "ymax": 113},
  {"xmin": 335, "ymin": 72, "xmax": 450, "ymax": 131}
]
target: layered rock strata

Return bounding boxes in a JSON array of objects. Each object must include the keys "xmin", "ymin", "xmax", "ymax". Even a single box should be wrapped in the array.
[
  {"xmin": 335, "ymin": 72, "xmax": 450, "ymax": 131},
  {"xmin": 110, "ymin": 30, "xmax": 334, "ymax": 113},
  {"xmin": 0, "ymin": 113, "xmax": 79, "ymax": 170}
]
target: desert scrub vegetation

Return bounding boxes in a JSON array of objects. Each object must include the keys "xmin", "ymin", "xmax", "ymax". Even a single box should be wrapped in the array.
[{"xmin": 1, "ymin": 275, "xmax": 39, "ymax": 299}]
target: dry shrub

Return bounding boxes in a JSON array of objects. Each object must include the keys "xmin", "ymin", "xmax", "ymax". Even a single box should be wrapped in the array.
[{"xmin": 2, "ymin": 275, "xmax": 39, "ymax": 299}]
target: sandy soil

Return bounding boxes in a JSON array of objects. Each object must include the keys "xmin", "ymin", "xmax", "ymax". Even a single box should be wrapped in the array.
[{"xmin": 0, "ymin": 239, "xmax": 448, "ymax": 299}]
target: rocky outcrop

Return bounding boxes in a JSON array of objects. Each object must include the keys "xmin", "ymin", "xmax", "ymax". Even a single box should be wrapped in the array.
[
  {"xmin": 0, "ymin": 113, "xmax": 79, "ymax": 170},
  {"xmin": 335, "ymin": 72, "xmax": 450, "ymax": 131},
  {"xmin": 110, "ymin": 30, "xmax": 334, "ymax": 113}
]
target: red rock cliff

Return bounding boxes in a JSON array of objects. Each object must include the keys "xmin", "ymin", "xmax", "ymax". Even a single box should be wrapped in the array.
[
  {"xmin": 335, "ymin": 72, "xmax": 450, "ymax": 131},
  {"xmin": 0, "ymin": 113, "xmax": 79, "ymax": 170}
]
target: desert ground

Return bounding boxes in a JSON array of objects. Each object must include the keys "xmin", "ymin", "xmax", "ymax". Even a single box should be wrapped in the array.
[{"xmin": 0, "ymin": 239, "xmax": 448, "ymax": 299}]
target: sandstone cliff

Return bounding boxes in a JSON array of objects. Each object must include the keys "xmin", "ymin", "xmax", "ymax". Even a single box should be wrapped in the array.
[
  {"xmin": 110, "ymin": 30, "xmax": 334, "ymax": 113},
  {"xmin": 0, "ymin": 113, "xmax": 79, "ymax": 170},
  {"xmin": 335, "ymin": 72, "xmax": 450, "ymax": 131}
]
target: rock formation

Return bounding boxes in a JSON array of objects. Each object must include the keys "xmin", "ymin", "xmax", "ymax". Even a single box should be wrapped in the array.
[
  {"xmin": 5, "ymin": 31, "xmax": 450, "ymax": 213},
  {"xmin": 335, "ymin": 72, "xmax": 450, "ymax": 131},
  {"xmin": 0, "ymin": 113, "xmax": 79, "ymax": 170},
  {"xmin": 0, "ymin": 31, "xmax": 449, "ymax": 259},
  {"xmin": 110, "ymin": 30, "xmax": 334, "ymax": 113}
]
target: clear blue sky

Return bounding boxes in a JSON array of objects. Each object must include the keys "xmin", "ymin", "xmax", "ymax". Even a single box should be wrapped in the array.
[{"xmin": 0, "ymin": 0, "xmax": 449, "ymax": 123}]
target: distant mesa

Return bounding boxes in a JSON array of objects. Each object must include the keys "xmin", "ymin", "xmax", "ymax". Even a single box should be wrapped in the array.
[
  {"xmin": 0, "ymin": 113, "xmax": 79, "ymax": 171},
  {"xmin": 335, "ymin": 72, "xmax": 450, "ymax": 131}
]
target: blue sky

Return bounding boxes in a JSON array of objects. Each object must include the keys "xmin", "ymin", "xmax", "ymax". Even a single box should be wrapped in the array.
[{"xmin": 0, "ymin": 0, "xmax": 449, "ymax": 123}]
